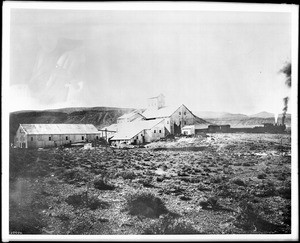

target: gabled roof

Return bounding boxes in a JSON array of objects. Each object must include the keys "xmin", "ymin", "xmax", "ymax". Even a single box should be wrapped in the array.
[
  {"xmin": 20, "ymin": 124, "xmax": 99, "ymax": 135},
  {"xmin": 111, "ymin": 119, "xmax": 164, "ymax": 140},
  {"xmin": 117, "ymin": 110, "xmax": 145, "ymax": 120},
  {"xmin": 141, "ymin": 105, "xmax": 181, "ymax": 119}
]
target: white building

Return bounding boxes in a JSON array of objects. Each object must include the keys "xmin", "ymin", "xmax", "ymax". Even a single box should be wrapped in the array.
[
  {"xmin": 14, "ymin": 124, "xmax": 100, "ymax": 148},
  {"xmin": 110, "ymin": 119, "xmax": 165, "ymax": 145},
  {"xmin": 181, "ymin": 125, "xmax": 196, "ymax": 135},
  {"xmin": 109, "ymin": 94, "xmax": 207, "ymax": 144},
  {"xmin": 141, "ymin": 104, "xmax": 197, "ymax": 135}
]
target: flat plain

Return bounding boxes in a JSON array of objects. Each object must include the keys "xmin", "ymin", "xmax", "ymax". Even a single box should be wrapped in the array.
[{"xmin": 9, "ymin": 133, "xmax": 291, "ymax": 235}]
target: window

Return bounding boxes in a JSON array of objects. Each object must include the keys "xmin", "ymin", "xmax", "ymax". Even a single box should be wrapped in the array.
[
  {"xmin": 154, "ymin": 130, "xmax": 156, "ymax": 133},
  {"xmin": 159, "ymin": 130, "xmax": 161, "ymax": 133},
  {"xmin": 66, "ymin": 136, "xmax": 68, "ymax": 140},
  {"xmin": 82, "ymin": 136, "xmax": 84, "ymax": 140},
  {"xmin": 31, "ymin": 137, "xmax": 33, "ymax": 141},
  {"xmin": 49, "ymin": 136, "xmax": 51, "ymax": 141}
]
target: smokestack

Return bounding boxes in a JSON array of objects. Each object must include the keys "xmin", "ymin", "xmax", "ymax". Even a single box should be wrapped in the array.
[
  {"xmin": 282, "ymin": 97, "xmax": 289, "ymax": 125},
  {"xmin": 279, "ymin": 62, "xmax": 291, "ymax": 127}
]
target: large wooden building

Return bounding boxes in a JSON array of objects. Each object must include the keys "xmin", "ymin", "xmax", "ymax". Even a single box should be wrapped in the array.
[
  {"xmin": 141, "ymin": 104, "xmax": 196, "ymax": 135},
  {"xmin": 14, "ymin": 124, "xmax": 100, "ymax": 148},
  {"xmin": 110, "ymin": 119, "xmax": 165, "ymax": 145},
  {"xmin": 108, "ymin": 95, "xmax": 199, "ymax": 145}
]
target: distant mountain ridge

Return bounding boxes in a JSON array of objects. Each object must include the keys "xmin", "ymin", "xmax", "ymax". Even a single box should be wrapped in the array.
[
  {"xmin": 249, "ymin": 111, "xmax": 275, "ymax": 118},
  {"xmin": 195, "ymin": 110, "xmax": 291, "ymax": 129},
  {"xmin": 195, "ymin": 111, "xmax": 248, "ymax": 119},
  {"xmin": 195, "ymin": 110, "xmax": 291, "ymax": 119}
]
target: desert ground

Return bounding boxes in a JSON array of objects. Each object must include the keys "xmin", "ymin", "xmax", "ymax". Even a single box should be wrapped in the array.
[{"xmin": 9, "ymin": 133, "xmax": 292, "ymax": 235}]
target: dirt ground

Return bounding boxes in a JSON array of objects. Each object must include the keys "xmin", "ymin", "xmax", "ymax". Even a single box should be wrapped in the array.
[{"xmin": 9, "ymin": 133, "xmax": 292, "ymax": 235}]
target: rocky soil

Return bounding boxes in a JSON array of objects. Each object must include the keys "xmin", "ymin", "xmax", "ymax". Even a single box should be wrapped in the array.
[{"xmin": 9, "ymin": 133, "xmax": 292, "ymax": 235}]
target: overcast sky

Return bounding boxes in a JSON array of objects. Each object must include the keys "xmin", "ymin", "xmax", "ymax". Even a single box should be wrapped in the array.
[{"xmin": 8, "ymin": 7, "xmax": 292, "ymax": 115}]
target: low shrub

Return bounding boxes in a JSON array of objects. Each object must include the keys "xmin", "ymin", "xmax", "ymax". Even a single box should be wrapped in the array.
[
  {"xmin": 125, "ymin": 192, "xmax": 169, "ymax": 218},
  {"xmin": 68, "ymin": 214, "xmax": 94, "ymax": 234},
  {"xmin": 216, "ymin": 184, "xmax": 233, "ymax": 198},
  {"xmin": 257, "ymin": 173, "xmax": 267, "ymax": 179},
  {"xmin": 232, "ymin": 178, "xmax": 246, "ymax": 187},
  {"xmin": 233, "ymin": 201, "xmax": 258, "ymax": 231},
  {"xmin": 143, "ymin": 215, "xmax": 200, "ymax": 234},
  {"xmin": 210, "ymin": 175, "xmax": 223, "ymax": 183},
  {"xmin": 65, "ymin": 193, "xmax": 85, "ymax": 208},
  {"xmin": 118, "ymin": 171, "xmax": 137, "ymax": 180},
  {"xmin": 139, "ymin": 178, "xmax": 155, "ymax": 188},
  {"xmin": 93, "ymin": 175, "xmax": 115, "ymax": 190},
  {"xmin": 199, "ymin": 196, "xmax": 219, "ymax": 210},
  {"xmin": 254, "ymin": 181, "xmax": 277, "ymax": 197},
  {"xmin": 277, "ymin": 186, "xmax": 291, "ymax": 199},
  {"xmin": 88, "ymin": 195, "xmax": 110, "ymax": 210},
  {"xmin": 59, "ymin": 167, "xmax": 92, "ymax": 184},
  {"xmin": 65, "ymin": 192, "xmax": 110, "ymax": 210},
  {"xmin": 233, "ymin": 200, "xmax": 287, "ymax": 233}
]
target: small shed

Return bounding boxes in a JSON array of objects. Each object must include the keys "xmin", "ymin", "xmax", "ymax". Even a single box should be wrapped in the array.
[{"xmin": 181, "ymin": 125, "xmax": 195, "ymax": 135}]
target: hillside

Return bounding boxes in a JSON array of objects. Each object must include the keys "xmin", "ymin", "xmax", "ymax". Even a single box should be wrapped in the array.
[
  {"xmin": 194, "ymin": 111, "xmax": 248, "ymax": 119},
  {"xmin": 195, "ymin": 110, "xmax": 291, "ymax": 128},
  {"xmin": 9, "ymin": 107, "xmax": 135, "ymax": 143},
  {"xmin": 206, "ymin": 115, "xmax": 291, "ymax": 128},
  {"xmin": 249, "ymin": 111, "xmax": 275, "ymax": 118}
]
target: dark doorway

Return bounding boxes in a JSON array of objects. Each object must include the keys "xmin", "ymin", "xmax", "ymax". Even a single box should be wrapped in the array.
[{"xmin": 174, "ymin": 122, "xmax": 181, "ymax": 135}]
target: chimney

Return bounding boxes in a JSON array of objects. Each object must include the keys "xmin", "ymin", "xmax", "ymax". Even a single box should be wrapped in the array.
[{"xmin": 282, "ymin": 115, "xmax": 285, "ymax": 126}]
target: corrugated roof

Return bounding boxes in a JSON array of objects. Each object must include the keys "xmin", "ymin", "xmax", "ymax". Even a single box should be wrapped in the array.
[
  {"xmin": 141, "ymin": 105, "xmax": 180, "ymax": 119},
  {"xmin": 111, "ymin": 119, "xmax": 164, "ymax": 140},
  {"xmin": 20, "ymin": 124, "xmax": 99, "ymax": 135}
]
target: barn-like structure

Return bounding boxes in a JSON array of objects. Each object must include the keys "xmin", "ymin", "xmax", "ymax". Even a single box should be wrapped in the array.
[
  {"xmin": 110, "ymin": 119, "xmax": 165, "ymax": 145},
  {"xmin": 14, "ymin": 124, "xmax": 100, "ymax": 148}
]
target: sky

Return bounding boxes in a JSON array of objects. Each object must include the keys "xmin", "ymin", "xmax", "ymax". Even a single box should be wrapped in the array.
[{"xmin": 8, "ymin": 6, "xmax": 292, "ymax": 115}]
